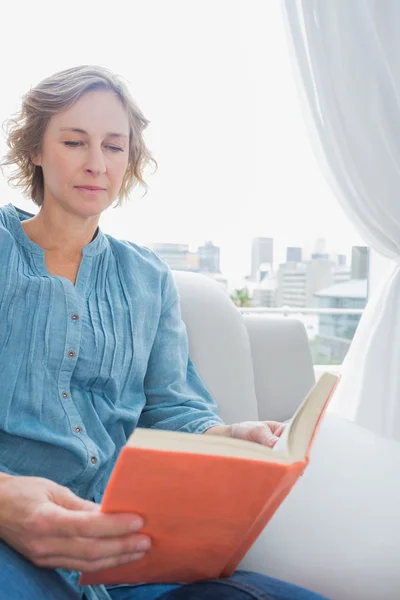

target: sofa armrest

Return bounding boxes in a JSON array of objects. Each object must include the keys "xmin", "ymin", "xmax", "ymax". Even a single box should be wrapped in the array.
[
  {"xmin": 243, "ymin": 315, "xmax": 315, "ymax": 422},
  {"xmin": 239, "ymin": 413, "xmax": 400, "ymax": 599}
]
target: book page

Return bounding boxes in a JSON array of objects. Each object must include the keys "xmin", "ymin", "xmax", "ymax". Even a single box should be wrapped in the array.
[
  {"xmin": 128, "ymin": 373, "xmax": 338, "ymax": 464},
  {"xmin": 272, "ymin": 417, "xmax": 292, "ymax": 455},
  {"xmin": 276, "ymin": 373, "xmax": 339, "ymax": 461},
  {"xmin": 128, "ymin": 426, "xmax": 291, "ymax": 463}
]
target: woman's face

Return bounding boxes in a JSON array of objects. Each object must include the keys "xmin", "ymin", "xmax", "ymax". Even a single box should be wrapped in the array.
[{"xmin": 33, "ymin": 89, "xmax": 130, "ymax": 219}]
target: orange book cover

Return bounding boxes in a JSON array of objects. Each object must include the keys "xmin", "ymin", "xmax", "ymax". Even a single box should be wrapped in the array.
[
  {"xmin": 79, "ymin": 372, "xmax": 339, "ymax": 587},
  {"xmin": 221, "ymin": 372, "xmax": 340, "ymax": 577}
]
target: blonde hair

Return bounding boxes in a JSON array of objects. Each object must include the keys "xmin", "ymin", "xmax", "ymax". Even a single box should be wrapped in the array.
[{"xmin": 0, "ymin": 65, "xmax": 157, "ymax": 206}]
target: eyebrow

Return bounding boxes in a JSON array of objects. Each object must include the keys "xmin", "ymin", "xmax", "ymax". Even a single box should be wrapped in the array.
[{"xmin": 59, "ymin": 127, "xmax": 128, "ymax": 139}]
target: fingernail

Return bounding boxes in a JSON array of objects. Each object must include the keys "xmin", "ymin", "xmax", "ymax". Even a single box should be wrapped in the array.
[
  {"xmin": 137, "ymin": 538, "xmax": 151, "ymax": 551},
  {"xmin": 130, "ymin": 517, "xmax": 144, "ymax": 531}
]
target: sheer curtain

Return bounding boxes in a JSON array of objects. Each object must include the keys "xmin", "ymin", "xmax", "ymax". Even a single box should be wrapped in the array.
[{"xmin": 281, "ymin": 0, "xmax": 400, "ymax": 440}]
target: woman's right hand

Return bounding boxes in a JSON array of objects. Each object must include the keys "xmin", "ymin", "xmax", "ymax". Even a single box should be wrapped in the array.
[{"xmin": 0, "ymin": 474, "xmax": 151, "ymax": 572}]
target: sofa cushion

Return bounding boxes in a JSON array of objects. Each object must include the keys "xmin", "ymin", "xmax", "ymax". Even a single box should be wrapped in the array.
[{"xmin": 172, "ymin": 271, "xmax": 259, "ymax": 424}]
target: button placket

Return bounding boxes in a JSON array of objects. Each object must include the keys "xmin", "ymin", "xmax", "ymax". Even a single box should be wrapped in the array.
[
  {"xmin": 58, "ymin": 287, "xmax": 84, "ymax": 438},
  {"xmin": 57, "ymin": 279, "xmax": 100, "ymax": 483}
]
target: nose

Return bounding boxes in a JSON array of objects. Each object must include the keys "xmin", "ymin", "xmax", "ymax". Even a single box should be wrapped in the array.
[{"xmin": 84, "ymin": 145, "xmax": 106, "ymax": 176}]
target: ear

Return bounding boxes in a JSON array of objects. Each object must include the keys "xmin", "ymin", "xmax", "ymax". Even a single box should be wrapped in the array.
[{"xmin": 31, "ymin": 153, "xmax": 42, "ymax": 167}]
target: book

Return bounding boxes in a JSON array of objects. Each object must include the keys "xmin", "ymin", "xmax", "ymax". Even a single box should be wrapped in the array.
[{"xmin": 79, "ymin": 372, "xmax": 339, "ymax": 587}]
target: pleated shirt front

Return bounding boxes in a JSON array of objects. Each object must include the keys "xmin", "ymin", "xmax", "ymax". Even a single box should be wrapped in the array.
[
  {"xmin": 0, "ymin": 203, "xmax": 223, "ymax": 505},
  {"xmin": 0, "ymin": 202, "xmax": 226, "ymax": 598}
]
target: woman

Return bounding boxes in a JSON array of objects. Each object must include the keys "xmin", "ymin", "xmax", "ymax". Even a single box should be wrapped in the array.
[{"xmin": 0, "ymin": 66, "xmax": 328, "ymax": 600}]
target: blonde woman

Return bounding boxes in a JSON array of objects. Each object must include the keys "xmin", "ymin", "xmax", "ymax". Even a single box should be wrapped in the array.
[{"xmin": 0, "ymin": 66, "xmax": 327, "ymax": 600}]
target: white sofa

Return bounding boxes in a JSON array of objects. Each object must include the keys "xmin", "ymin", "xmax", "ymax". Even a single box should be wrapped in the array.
[{"xmin": 173, "ymin": 270, "xmax": 400, "ymax": 600}]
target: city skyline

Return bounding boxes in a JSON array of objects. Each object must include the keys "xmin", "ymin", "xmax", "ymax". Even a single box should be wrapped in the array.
[
  {"xmin": 149, "ymin": 235, "xmax": 367, "ymax": 280},
  {"xmin": 0, "ymin": 0, "xmax": 366, "ymax": 279}
]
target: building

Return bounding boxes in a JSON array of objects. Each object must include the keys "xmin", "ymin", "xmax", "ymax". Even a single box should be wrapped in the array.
[
  {"xmin": 252, "ymin": 274, "xmax": 277, "ymax": 308},
  {"xmin": 251, "ymin": 262, "xmax": 276, "ymax": 307},
  {"xmin": 351, "ymin": 246, "xmax": 369, "ymax": 279},
  {"xmin": 311, "ymin": 253, "xmax": 330, "ymax": 260},
  {"xmin": 251, "ymin": 237, "xmax": 273, "ymax": 281},
  {"xmin": 331, "ymin": 253, "xmax": 347, "ymax": 267},
  {"xmin": 187, "ymin": 252, "xmax": 199, "ymax": 271},
  {"xmin": 302, "ymin": 237, "xmax": 326, "ymax": 261},
  {"xmin": 276, "ymin": 259, "xmax": 351, "ymax": 308},
  {"xmin": 151, "ymin": 243, "xmax": 197, "ymax": 271},
  {"xmin": 198, "ymin": 241, "xmax": 220, "ymax": 273},
  {"xmin": 286, "ymin": 247, "xmax": 302, "ymax": 262},
  {"xmin": 333, "ymin": 264, "xmax": 352, "ymax": 284},
  {"xmin": 257, "ymin": 261, "xmax": 272, "ymax": 283},
  {"xmin": 313, "ymin": 279, "xmax": 368, "ymax": 364}
]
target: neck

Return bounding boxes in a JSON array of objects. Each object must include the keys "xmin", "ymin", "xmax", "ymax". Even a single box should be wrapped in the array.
[{"xmin": 22, "ymin": 201, "xmax": 100, "ymax": 255}]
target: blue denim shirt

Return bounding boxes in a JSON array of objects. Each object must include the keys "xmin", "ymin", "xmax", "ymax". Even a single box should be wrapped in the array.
[{"xmin": 0, "ymin": 203, "xmax": 224, "ymax": 599}]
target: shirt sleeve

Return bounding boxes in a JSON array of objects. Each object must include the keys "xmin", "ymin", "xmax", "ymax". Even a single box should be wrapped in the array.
[{"xmin": 137, "ymin": 267, "xmax": 226, "ymax": 434}]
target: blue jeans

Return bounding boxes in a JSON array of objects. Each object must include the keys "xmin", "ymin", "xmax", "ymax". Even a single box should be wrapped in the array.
[
  {"xmin": 0, "ymin": 539, "xmax": 329, "ymax": 600},
  {"xmin": 106, "ymin": 573, "xmax": 330, "ymax": 600}
]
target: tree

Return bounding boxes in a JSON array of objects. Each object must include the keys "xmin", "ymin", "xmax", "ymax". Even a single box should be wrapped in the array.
[{"xmin": 231, "ymin": 287, "xmax": 252, "ymax": 307}]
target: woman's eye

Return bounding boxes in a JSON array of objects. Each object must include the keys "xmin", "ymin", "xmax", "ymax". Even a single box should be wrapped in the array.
[
  {"xmin": 62, "ymin": 141, "xmax": 123, "ymax": 151},
  {"xmin": 107, "ymin": 145, "xmax": 124, "ymax": 152}
]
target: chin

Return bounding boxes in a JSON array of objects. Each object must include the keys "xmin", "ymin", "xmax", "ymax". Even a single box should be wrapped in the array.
[{"xmin": 65, "ymin": 196, "xmax": 112, "ymax": 218}]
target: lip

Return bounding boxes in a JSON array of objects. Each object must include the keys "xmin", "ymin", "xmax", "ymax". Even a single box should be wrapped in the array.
[
  {"xmin": 75, "ymin": 186, "xmax": 106, "ymax": 191},
  {"xmin": 74, "ymin": 186, "xmax": 106, "ymax": 195}
]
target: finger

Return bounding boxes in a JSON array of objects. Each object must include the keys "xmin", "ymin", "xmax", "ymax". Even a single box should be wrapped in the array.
[
  {"xmin": 248, "ymin": 425, "xmax": 279, "ymax": 447},
  {"xmin": 32, "ymin": 532, "xmax": 151, "ymax": 561},
  {"xmin": 274, "ymin": 423, "xmax": 286, "ymax": 437},
  {"xmin": 34, "ymin": 550, "xmax": 146, "ymax": 573},
  {"xmin": 43, "ymin": 506, "xmax": 145, "ymax": 538},
  {"xmin": 263, "ymin": 421, "xmax": 284, "ymax": 434},
  {"xmin": 50, "ymin": 486, "xmax": 101, "ymax": 513},
  {"xmin": 261, "ymin": 433, "xmax": 279, "ymax": 448}
]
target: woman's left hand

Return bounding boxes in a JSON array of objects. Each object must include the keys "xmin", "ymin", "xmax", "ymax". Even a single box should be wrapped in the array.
[
  {"xmin": 205, "ymin": 421, "xmax": 286, "ymax": 448},
  {"xmin": 231, "ymin": 421, "xmax": 285, "ymax": 448}
]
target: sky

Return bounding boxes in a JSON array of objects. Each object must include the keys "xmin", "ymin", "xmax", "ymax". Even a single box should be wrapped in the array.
[{"xmin": 0, "ymin": 0, "xmax": 365, "ymax": 277}]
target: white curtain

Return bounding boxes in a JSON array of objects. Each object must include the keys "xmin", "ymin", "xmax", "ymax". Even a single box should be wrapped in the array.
[{"xmin": 281, "ymin": 0, "xmax": 400, "ymax": 440}]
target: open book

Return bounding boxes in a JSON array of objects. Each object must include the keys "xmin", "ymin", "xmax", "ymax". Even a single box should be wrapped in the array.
[{"xmin": 80, "ymin": 372, "xmax": 339, "ymax": 587}]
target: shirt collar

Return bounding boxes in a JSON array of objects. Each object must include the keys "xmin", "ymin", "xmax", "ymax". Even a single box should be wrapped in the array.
[{"xmin": 3, "ymin": 203, "xmax": 109, "ymax": 257}]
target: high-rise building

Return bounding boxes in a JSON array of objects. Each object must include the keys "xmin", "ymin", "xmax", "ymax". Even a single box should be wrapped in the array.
[
  {"xmin": 251, "ymin": 237, "xmax": 273, "ymax": 281},
  {"xmin": 252, "ymin": 273, "xmax": 277, "ymax": 308},
  {"xmin": 311, "ymin": 253, "xmax": 330, "ymax": 260},
  {"xmin": 276, "ymin": 259, "xmax": 351, "ymax": 308},
  {"xmin": 351, "ymin": 246, "xmax": 369, "ymax": 279},
  {"xmin": 286, "ymin": 247, "xmax": 302, "ymax": 262},
  {"xmin": 187, "ymin": 252, "xmax": 199, "ymax": 271},
  {"xmin": 257, "ymin": 262, "xmax": 272, "ymax": 283},
  {"xmin": 152, "ymin": 243, "xmax": 192, "ymax": 271},
  {"xmin": 314, "ymin": 279, "xmax": 368, "ymax": 363},
  {"xmin": 198, "ymin": 241, "xmax": 220, "ymax": 273}
]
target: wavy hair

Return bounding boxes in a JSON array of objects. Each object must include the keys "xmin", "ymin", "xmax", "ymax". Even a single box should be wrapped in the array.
[{"xmin": 0, "ymin": 65, "xmax": 157, "ymax": 206}]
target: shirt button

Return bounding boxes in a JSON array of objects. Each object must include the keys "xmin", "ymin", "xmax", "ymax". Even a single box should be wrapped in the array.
[
  {"xmin": 90, "ymin": 456, "xmax": 97, "ymax": 464},
  {"xmin": 74, "ymin": 425, "xmax": 82, "ymax": 434},
  {"xmin": 71, "ymin": 314, "xmax": 79, "ymax": 321},
  {"xmin": 62, "ymin": 391, "xmax": 69, "ymax": 399},
  {"xmin": 68, "ymin": 350, "xmax": 76, "ymax": 359}
]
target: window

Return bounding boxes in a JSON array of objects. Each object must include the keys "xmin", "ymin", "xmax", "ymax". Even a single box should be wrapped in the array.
[{"xmin": 0, "ymin": 1, "xmax": 368, "ymax": 367}]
